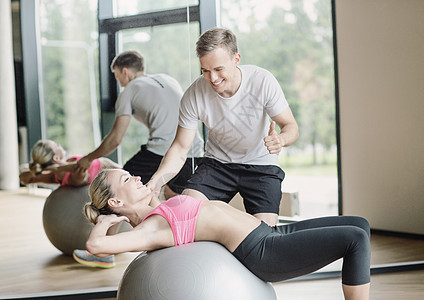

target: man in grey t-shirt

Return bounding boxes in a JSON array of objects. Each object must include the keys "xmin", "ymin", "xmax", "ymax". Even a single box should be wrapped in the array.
[
  {"xmin": 148, "ymin": 28, "xmax": 298, "ymax": 226},
  {"xmin": 76, "ymin": 50, "xmax": 203, "ymax": 198}
]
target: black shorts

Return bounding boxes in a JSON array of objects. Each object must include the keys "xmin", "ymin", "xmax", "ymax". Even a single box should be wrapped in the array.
[
  {"xmin": 185, "ymin": 157, "xmax": 285, "ymax": 215},
  {"xmin": 123, "ymin": 145, "xmax": 202, "ymax": 194}
]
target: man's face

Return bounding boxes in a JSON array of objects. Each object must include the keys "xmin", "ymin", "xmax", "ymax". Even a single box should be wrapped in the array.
[
  {"xmin": 113, "ymin": 67, "xmax": 130, "ymax": 87},
  {"xmin": 199, "ymin": 47, "xmax": 241, "ymax": 98}
]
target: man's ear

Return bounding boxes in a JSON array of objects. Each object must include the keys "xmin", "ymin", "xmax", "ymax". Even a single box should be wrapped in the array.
[
  {"xmin": 234, "ymin": 53, "xmax": 241, "ymax": 65},
  {"xmin": 122, "ymin": 67, "xmax": 133, "ymax": 77},
  {"xmin": 108, "ymin": 198, "xmax": 123, "ymax": 208}
]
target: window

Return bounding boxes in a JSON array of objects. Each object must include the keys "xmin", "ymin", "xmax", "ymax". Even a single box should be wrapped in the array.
[
  {"xmin": 28, "ymin": 0, "xmax": 337, "ymax": 218},
  {"xmin": 117, "ymin": 22, "xmax": 200, "ymax": 162},
  {"xmin": 38, "ymin": 0, "xmax": 100, "ymax": 156},
  {"xmin": 99, "ymin": 1, "xmax": 207, "ymax": 164},
  {"xmin": 114, "ymin": 0, "xmax": 199, "ymax": 17},
  {"xmin": 221, "ymin": 0, "xmax": 338, "ymax": 218}
]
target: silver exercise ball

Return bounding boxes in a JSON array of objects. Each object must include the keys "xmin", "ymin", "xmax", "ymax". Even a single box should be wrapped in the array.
[
  {"xmin": 42, "ymin": 185, "xmax": 132, "ymax": 256},
  {"xmin": 42, "ymin": 185, "xmax": 93, "ymax": 256},
  {"xmin": 117, "ymin": 241, "xmax": 276, "ymax": 300}
]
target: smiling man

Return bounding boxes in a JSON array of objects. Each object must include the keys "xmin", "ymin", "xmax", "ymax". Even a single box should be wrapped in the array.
[{"xmin": 148, "ymin": 27, "xmax": 298, "ymax": 226}]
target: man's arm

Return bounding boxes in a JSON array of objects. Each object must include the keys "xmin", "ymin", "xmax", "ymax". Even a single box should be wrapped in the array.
[
  {"xmin": 265, "ymin": 107, "xmax": 299, "ymax": 154},
  {"xmin": 19, "ymin": 170, "xmax": 56, "ymax": 185},
  {"xmin": 147, "ymin": 126, "xmax": 197, "ymax": 192},
  {"xmin": 76, "ymin": 115, "xmax": 131, "ymax": 171}
]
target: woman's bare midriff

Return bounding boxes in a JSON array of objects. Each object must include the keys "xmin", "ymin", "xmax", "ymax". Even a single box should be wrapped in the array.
[{"xmin": 195, "ymin": 200, "xmax": 262, "ymax": 252}]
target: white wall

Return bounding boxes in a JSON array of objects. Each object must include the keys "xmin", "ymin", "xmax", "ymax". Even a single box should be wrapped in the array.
[
  {"xmin": 335, "ymin": 0, "xmax": 424, "ymax": 234},
  {"xmin": 0, "ymin": 0, "xmax": 20, "ymax": 190}
]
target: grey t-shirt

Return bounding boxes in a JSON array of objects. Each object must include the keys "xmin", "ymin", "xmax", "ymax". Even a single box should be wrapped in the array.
[
  {"xmin": 179, "ymin": 65, "xmax": 288, "ymax": 166},
  {"xmin": 115, "ymin": 74, "xmax": 204, "ymax": 157}
]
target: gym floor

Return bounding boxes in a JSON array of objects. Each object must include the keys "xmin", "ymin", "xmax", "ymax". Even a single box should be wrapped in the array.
[{"xmin": 1, "ymin": 188, "xmax": 423, "ymax": 299}]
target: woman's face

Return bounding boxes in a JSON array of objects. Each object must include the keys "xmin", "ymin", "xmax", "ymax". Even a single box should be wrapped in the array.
[{"xmin": 108, "ymin": 169, "xmax": 152, "ymax": 205}]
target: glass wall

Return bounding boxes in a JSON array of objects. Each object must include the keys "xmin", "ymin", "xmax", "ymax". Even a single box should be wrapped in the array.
[
  {"xmin": 221, "ymin": 0, "xmax": 338, "ymax": 218},
  {"xmin": 114, "ymin": 0, "xmax": 199, "ymax": 17},
  {"xmin": 38, "ymin": 0, "xmax": 100, "ymax": 156},
  {"xmin": 36, "ymin": 0, "xmax": 202, "ymax": 164},
  {"xmin": 114, "ymin": 9, "xmax": 200, "ymax": 163},
  {"xmin": 34, "ymin": 0, "xmax": 337, "ymax": 218}
]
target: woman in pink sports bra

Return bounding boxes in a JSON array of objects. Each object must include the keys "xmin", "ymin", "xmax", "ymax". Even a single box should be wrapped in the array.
[
  {"xmin": 83, "ymin": 169, "xmax": 370, "ymax": 300},
  {"xmin": 19, "ymin": 139, "xmax": 121, "ymax": 187}
]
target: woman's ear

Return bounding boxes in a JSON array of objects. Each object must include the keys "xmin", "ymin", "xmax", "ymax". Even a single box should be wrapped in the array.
[
  {"xmin": 108, "ymin": 198, "xmax": 123, "ymax": 208},
  {"xmin": 51, "ymin": 154, "xmax": 61, "ymax": 163}
]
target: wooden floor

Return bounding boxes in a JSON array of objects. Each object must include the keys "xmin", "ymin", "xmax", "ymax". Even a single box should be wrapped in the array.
[{"xmin": 1, "ymin": 188, "xmax": 423, "ymax": 299}]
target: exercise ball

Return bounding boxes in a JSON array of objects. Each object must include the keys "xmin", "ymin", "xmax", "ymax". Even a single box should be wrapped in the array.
[
  {"xmin": 43, "ymin": 185, "xmax": 132, "ymax": 256},
  {"xmin": 42, "ymin": 185, "xmax": 93, "ymax": 256},
  {"xmin": 117, "ymin": 241, "xmax": 276, "ymax": 300}
]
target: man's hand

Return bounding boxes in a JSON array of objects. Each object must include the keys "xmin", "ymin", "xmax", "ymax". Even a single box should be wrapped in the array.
[
  {"xmin": 75, "ymin": 156, "xmax": 93, "ymax": 173},
  {"xmin": 146, "ymin": 176, "xmax": 165, "ymax": 197},
  {"xmin": 264, "ymin": 121, "xmax": 284, "ymax": 154}
]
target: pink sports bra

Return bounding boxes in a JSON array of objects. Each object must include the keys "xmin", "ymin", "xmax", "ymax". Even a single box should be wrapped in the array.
[
  {"xmin": 55, "ymin": 155, "xmax": 102, "ymax": 186},
  {"xmin": 142, "ymin": 195, "xmax": 206, "ymax": 246}
]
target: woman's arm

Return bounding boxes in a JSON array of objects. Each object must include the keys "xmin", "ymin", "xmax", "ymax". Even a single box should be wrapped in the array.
[{"xmin": 86, "ymin": 215, "xmax": 172, "ymax": 257}]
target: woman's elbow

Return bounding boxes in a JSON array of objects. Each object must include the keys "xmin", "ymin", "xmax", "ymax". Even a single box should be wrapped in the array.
[{"xmin": 86, "ymin": 238, "xmax": 103, "ymax": 256}]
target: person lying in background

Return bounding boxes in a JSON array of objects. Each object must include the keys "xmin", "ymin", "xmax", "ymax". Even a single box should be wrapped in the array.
[{"xmin": 19, "ymin": 139, "xmax": 121, "ymax": 187}]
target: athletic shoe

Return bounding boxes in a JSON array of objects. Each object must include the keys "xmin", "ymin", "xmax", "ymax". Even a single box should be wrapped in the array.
[{"xmin": 73, "ymin": 249, "xmax": 115, "ymax": 269}]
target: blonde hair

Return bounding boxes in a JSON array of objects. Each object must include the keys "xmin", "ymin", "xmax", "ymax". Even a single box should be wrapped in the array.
[
  {"xmin": 196, "ymin": 27, "xmax": 238, "ymax": 58},
  {"xmin": 29, "ymin": 140, "xmax": 56, "ymax": 175},
  {"xmin": 84, "ymin": 169, "xmax": 116, "ymax": 224}
]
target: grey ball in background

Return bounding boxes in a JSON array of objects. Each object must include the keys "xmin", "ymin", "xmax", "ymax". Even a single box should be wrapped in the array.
[
  {"xmin": 118, "ymin": 241, "xmax": 276, "ymax": 300},
  {"xmin": 42, "ymin": 185, "xmax": 93, "ymax": 256},
  {"xmin": 42, "ymin": 185, "xmax": 132, "ymax": 256}
]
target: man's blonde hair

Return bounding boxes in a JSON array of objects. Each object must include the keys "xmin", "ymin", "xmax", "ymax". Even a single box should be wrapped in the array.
[{"xmin": 196, "ymin": 27, "xmax": 238, "ymax": 58}]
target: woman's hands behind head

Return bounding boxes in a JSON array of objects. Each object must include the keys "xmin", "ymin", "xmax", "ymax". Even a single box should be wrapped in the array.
[{"xmin": 97, "ymin": 214, "xmax": 130, "ymax": 226}]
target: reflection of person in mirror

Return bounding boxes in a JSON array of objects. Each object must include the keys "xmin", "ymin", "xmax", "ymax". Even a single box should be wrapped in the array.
[
  {"xmin": 75, "ymin": 50, "xmax": 204, "ymax": 199},
  {"xmin": 148, "ymin": 28, "xmax": 299, "ymax": 226},
  {"xmin": 19, "ymin": 139, "xmax": 121, "ymax": 187},
  {"xmin": 84, "ymin": 169, "xmax": 371, "ymax": 300}
]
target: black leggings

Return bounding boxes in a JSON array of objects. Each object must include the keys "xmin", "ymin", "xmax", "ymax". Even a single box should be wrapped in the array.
[{"xmin": 232, "ymin": 216, "xmax": 370, "ymax": 285}]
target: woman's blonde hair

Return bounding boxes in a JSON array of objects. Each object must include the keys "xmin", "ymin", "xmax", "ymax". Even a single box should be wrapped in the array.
[
  {"xmin": 84, "ymin": 169, "xmax": 116, "ymax": 224},
  {"xmin": 29, "ymin": 140, "xmax": 56, "ymax": 175}
]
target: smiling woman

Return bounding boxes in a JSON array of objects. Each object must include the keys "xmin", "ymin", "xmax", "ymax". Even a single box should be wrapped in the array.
[{"xmin": 82, "ymin": 168, "xmax": 371, "ymax": 299}]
